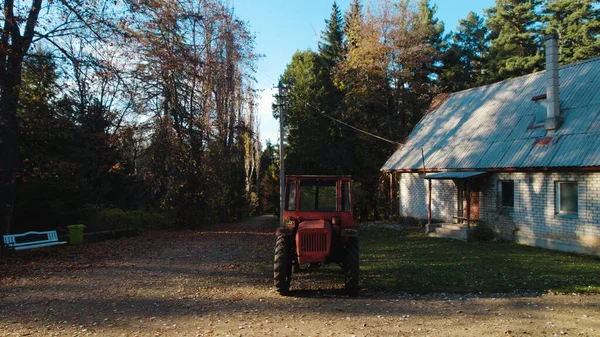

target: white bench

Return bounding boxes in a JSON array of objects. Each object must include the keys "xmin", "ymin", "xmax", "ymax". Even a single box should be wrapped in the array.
[{"xmin": 3, "ymin": 231, "xmax": 67, "ymax": 251}]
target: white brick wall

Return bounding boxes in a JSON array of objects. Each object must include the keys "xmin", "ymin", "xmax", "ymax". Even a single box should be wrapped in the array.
[
  {"xmin": 481, "ymin": 172, "xmax": 600, "ymax": 255},
  {"xmin": 398, "ymin": 171, "xmax": 600, "ymax": 255},
  {"xmin": 398, "ymin": 173, "xmax": 457, "ymax": 222}
]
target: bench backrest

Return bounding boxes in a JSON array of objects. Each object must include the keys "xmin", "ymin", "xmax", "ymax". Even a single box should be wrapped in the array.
[{"xmin": 3, "ymin": 231, "xmax": 60, "ymax": 248}]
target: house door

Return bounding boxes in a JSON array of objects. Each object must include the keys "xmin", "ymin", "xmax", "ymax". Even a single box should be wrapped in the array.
[
  {"xmin": 458, "ymin": 182, "xmax": 480, "ymax": 220},
  {"xmin": 469, "ymin": 192, "xmax": 480, "ymax": 219}
]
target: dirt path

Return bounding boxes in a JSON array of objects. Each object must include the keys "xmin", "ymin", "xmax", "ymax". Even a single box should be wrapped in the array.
[{"xmin": 1, "ymin": 215, "xmax": 599, "ymax": 336}]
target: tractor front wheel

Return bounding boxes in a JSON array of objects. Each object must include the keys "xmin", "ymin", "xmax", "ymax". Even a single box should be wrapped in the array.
[
  {"xmin": 344, "ymin": 237, "xmax": 359, "ymax": 297},
  {"xmin": 274, "ymin": 234, "xmax": 292, "ymax": 295}
]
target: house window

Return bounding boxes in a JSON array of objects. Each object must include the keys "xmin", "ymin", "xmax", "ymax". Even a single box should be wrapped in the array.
[
  {"xmin": 498, "ymin": 180, "xmax": 514, "ymax": 207},
  {"xmin": 555, "ymin": 182, "xmax": 578, "ymax": 215}
]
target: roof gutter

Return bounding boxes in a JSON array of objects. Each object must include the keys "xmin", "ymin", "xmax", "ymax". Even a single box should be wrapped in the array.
[{"xmin": 382, "ymin": 166, "xmax": 600, "ymax": 174}]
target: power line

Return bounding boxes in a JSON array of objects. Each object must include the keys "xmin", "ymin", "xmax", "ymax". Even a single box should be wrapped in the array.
[
  {"xmin": 285, "ymin": 91, "xmax": 403, "ymax": 146},
  {"xmin": 307, "ymin": 102, "xmax": 402, "ymax": 146},
  {"xmin": 257, "ymin": 64, "xmax": 279, "ymax": 83},
  {"xmin": 254, "ymin": 67, "xmax": 277, "ymax": 85}
]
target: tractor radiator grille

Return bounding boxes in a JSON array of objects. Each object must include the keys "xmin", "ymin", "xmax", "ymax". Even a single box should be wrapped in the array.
[{"xmin": 301, "ymin": 233, "xmax": 327, "ymax": 252}]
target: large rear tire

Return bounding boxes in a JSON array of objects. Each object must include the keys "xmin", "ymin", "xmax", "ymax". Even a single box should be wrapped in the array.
[
  {"xmin": 344, "ymin": 237, "xmax": 359, "ymax": 297},
  {"xmin": 274, "ymin": 234, "xmax": 292, "ymax": 295}
]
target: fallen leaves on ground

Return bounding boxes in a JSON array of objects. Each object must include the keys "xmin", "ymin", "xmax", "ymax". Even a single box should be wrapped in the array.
[{"xmin": 1, "ymin": 215, "xmax": 599, "ymax": 336}]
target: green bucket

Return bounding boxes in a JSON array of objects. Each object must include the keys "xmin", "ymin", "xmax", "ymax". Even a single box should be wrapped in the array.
[{"xmin": 67, "ymin": 224, "xmax": 85, "ymax": 245}]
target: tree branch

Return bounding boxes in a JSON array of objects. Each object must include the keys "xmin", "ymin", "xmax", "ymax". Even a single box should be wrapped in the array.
[
  {"xmin": 23, "ymin": 0, "xmax": 43, "ymax": 49},
  {"xmin": 58, "ymin": 0, "xmax": 106, "ymax": 42}
]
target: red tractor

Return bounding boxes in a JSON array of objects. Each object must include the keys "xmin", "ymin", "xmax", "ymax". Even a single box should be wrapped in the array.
[{"xmin": 273, "ymin": 175, "xmax": 359, "ymax": 296}]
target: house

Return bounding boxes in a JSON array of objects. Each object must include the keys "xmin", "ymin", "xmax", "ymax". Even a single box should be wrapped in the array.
[{"xmin": 381, "ymin": 34, "xmax": 600, "ymax": 256}]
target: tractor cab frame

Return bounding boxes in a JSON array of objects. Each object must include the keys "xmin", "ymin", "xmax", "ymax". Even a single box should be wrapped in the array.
[{"xmin": 274, "ymin": 175, "xmax": 359, "ymax": 296}]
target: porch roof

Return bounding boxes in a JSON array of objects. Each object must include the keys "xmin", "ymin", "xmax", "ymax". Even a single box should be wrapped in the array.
[{"xmin": 423, "ymin": 171, "xmax": 487, "ymax": 180}]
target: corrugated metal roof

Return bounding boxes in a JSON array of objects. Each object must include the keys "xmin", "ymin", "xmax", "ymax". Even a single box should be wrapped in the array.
[
  {"xmin": 582, "ymin": 133, "xmax": 600, "ymax": 167},
  {"xmin": 521, "ymin": 137, "xmax": 560, "ymax": 167},
  {"xmin": 381, "ymin": 56, "xmax": 600, "ymax": 171},
  {"xmin": 476, "ymin": 141, "xmax": 509, "ymax": 168},
  {"xmin": 424, "ymin": 171, "xmax": 487, "ymax": 180},
  {"xmin": 498, "ymin": 139, "xmax": 534, "ymax": 168},
  {"xmin": 550, "ymin": 134, "xmax": 590, "ymax": 167}
]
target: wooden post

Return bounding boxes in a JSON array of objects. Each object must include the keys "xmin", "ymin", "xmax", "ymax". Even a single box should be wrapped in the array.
[
  {"xmin": 466, "ymin": 180, "xmax": 471, "ymax": 230},
  {"xmin": 428, "ymin": 179, "xmax": 432, "ymax": 225},
  {"xmin": 389, "ymin": 172, "xmax": 393, "ymax": 218}
]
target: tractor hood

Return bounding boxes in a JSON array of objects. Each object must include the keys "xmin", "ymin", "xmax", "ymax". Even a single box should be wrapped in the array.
[
  {"xmin": 296, "ymin": 219, "xmax": 331, "ymax": 264},
  {"xmin": 298, "ymin": 219, "xmax": 331, "ymax": 230}
]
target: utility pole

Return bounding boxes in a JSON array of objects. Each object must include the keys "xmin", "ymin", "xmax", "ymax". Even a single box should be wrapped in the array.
[{"xmin": 277, "ymin": 81, "xmax": 285, "ymax": 225}]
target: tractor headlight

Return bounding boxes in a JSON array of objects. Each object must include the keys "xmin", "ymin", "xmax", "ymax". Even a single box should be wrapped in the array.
[{"xmin": 284, "ymin": 218, "xmax": 295, "ymax": 227}]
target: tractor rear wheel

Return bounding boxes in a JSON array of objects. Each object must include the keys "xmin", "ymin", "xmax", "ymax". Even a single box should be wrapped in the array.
[
  {"xmin": 274, "ymin": 234, "xmax": 292, "ymax": 295},
  {"xmin": 344, "ymin": 237, "xmax": 359, "ymax": 297}
]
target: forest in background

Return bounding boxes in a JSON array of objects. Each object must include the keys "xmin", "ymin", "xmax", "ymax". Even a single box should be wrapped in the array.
[
  {"xmin": 1, "ymin": 0, "xmax": 599, "ymax": 234},
  {"xmin": 266, "ymin": 0, "xmax": 600, "ymax": 220},
  {"xmin": 1, "ymin": 0, "xmax": 261, "ymax": 234}
]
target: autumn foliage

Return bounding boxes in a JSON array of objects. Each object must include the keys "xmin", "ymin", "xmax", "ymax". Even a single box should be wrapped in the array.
[{"xmin": 1, "ymin": 0, "xmax": 260, "ymax": 234}]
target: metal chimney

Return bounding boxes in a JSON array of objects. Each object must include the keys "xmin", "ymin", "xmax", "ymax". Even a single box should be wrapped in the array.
[{"xmin": 545, "ymin": 33, "xmax": 561, "ymax": 131}]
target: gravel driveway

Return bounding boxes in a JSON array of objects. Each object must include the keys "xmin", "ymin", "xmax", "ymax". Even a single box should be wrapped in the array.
[{"xmin": 1, "ymin": 215, "xmax": 598, "ymax": 336}]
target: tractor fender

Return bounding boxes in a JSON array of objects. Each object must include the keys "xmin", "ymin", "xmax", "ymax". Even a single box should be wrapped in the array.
[
  {"xmin": 276, "ymin": 227, "xmax": 293, "ymax": 236},
  {"xmin": 341, "ymin": 228, "xmax": 359, "ymax": 237}
]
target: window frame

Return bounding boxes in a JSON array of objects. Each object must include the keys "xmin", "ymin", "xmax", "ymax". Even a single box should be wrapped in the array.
[
  {"xmin": 341, "ymin": 181, "xmax": 351, "ymax": 212},
  {"xmin": 285, "ymin": 181, "xmax": 296, "ymax": 211},
  {"xmin": 298, "ymin": 179, "xmax": 338, "ymax": 212},
  {"xmin": 555, "ymin": 181, "xmax": 578, "ymax": 216},
  {"xmin": 498, "ymin": 180, "xmax": 515, "ymax": 208}
]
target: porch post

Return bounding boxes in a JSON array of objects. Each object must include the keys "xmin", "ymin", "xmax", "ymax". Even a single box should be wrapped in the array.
[
  {"xmin": 428, "ymin": 179, "xmax": 432, "ymax": 225},
  {"xmin": 466, "ymin": 180, "xmax": 471, "ymax": 230},
  {"xmin": 389, "ymin": 172, "xmax": 393, "ymax": 218}
]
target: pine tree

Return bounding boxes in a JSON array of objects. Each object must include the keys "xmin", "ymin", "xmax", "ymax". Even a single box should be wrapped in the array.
[
  {"xmin": 279, "ymin": 50, "xmax": 339, "ymax": 174},
  {"xmin": 440, "ymin": 11, "xmax": 490, "ymax": 91},
  {"xmin": 319, "ymin": 2, "xmax": 345, "ymax": 68},
  {"xmin": 387, "ymin": 0, "xmax": 444, "ymax": 126},
  {"xmin": 486, "ymin": 0, "xmax": 544, "ymax": 80},
  {"xmin": 543, "ymin": 0, "xmax": 600, "ymax": 64},
  {"xmin": 416, "ymin": 0, "xmax": 445, "ymax": 81},
  {"xmin": 317, "ymin": 1, "xmax": 348, "ymax": 172},
  {"xmin": 457, "ymin": 11, "xmax": 490, "ymax": 86}
]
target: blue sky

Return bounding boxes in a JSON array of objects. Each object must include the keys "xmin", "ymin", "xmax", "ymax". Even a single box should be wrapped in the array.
[{"xmin": 232, "ymin": 0, "xmax": 496, "ymax": 148}]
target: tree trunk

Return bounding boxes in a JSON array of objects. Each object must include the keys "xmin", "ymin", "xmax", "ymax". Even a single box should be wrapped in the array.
[
  {"xmin": 1, "ymin": 0, "xmax": 42, "ymax": 234},
  {"xmin": 0, "ymin": 65, "xmax": 22, "ymax": 235}
]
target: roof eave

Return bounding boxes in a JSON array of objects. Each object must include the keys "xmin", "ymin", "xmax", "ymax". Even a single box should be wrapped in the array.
[{"xmin": 382, "ymin": 166, "xmax": 600, "ymax": 173}]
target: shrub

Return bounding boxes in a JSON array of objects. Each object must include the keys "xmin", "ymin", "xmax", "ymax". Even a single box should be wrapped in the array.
[
  {"xmin": 470, "ymin": 224, "xmax": 495, "ymax": 242},
  {"xmin": 82, "ymin": 205, "xmax": 170, "ymax": 232}
]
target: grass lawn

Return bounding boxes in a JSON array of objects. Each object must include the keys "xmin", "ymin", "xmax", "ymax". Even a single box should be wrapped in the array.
[{"xmin": 360, "ymin": 227, "xmax": 600, "ymax": 294}]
